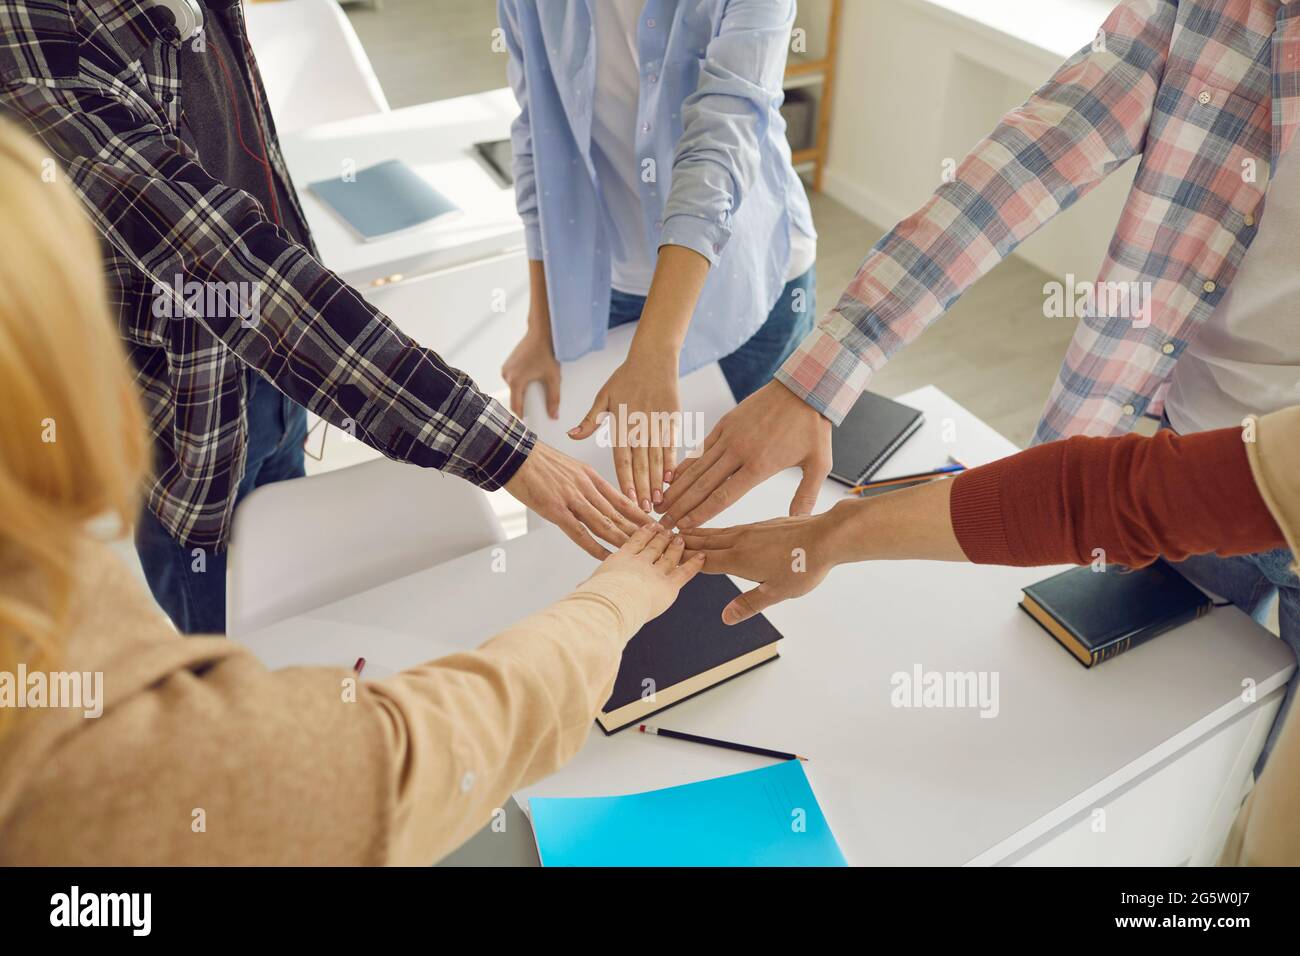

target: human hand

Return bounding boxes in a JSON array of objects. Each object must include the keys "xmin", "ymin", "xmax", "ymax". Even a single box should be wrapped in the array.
[
  {"xmin": 502, "ymin": 327, "xmax": 562, "ymax": 420},
  {"xmin": 681, "ymin": 511, "xmax": 842, "ymax": 624},
  {"xmin": 504, "ymin": 440, "xmax": 644, "ymax": 559},
  {"xmin": 588, "ymin": 521, "xmax": 706, "ymax": 619},
  {"xmin": 567, "ymin": 352, "xmax": 681, "ymax": 514},
  {"xmin": 662, "ymin": 380, "xmax": 832, "ymax": 529}
]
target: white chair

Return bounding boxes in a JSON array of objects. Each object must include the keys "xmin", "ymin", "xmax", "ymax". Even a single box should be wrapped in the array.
[
  {"xmin": 225, "ymin": 457, "xmax": 505, "ymax": 637},
  {"xmin": 242, "ymin": 0, "xmax": 390, "ymax": 134}
]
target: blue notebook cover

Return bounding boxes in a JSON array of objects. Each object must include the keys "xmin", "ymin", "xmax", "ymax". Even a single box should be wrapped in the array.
[
  {"xmin": 308, "ymin": 159, "xmax": 458, "ymax": 240},
  {"xmin": 529, "ymin": 760, "xmax": 846, "ymax": 866}
]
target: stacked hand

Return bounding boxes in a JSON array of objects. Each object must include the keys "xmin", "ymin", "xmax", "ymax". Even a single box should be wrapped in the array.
[
  {"xmin": 681, "ymin": 513, "xmax": 840, "ymax": 624},
  {"xmin": 661, "ymin": 381, "xmax": 833, "ymax": 529},
  {"xmin": 504, "ymin": 441, "xmax": 646, "ymax": 560},
  {"xmin": 589, "ymin": 521, "xmax": 706, "ymax": 618},
  {"xmin": 568, "ymin": 351, "xmax": 681, "ymax": 513}
]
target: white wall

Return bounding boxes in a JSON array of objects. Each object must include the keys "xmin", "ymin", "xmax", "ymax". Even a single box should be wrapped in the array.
[{"xmin": 822, "ymin": 0, "xmax": 1136, "ymax": 282}]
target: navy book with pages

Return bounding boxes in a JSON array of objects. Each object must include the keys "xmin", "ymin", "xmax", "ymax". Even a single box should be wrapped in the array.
[{"xmin": 598, "ymin": 575, "xmax": 783, "ymax": 733}]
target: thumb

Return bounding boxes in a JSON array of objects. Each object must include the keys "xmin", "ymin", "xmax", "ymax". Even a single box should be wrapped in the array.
[
  {"xmin": 508, "ymin": 379, "xmax": 525, "ymax": 419},
  {"xmin": 568, "ymin": 391, "xmax": 608, "ymax": 440},
  {"xmin": 722, "ymin": 583, "xmax": 777, "ymax": 625},
  {"xmin": 544, "ymin": 372, "xmax": 562, "ymax": 421},
  {"xmin": 788, "ymin": 460, "xmax": 826, "ymax": 516}
]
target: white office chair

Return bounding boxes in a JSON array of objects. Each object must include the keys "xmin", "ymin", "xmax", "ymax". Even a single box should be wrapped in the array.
[
  {"xmin": 242, "ymin": 0, "xmax": 390, "ymax": 134},
  {"xmin": 225, "ymin": 457, "xmax": 505, "ymax": 637}
]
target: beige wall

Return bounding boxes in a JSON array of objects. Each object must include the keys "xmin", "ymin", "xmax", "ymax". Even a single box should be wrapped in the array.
[{"xmin": 822, "ymin": 0, "xmax": 1136, "ymax": 283}]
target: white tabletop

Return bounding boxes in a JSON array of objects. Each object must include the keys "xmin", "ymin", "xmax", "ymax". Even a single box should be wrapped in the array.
[
  {"xmin": 281, "ymin": 88, "xmax": 524, "ymax": 288},
  {"xmin": 241, "ymin": 384, "xmax": 1294, "ymax": 865}
]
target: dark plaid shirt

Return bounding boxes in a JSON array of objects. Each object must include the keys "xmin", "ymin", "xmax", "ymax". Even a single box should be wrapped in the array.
[{"xmin": 0, "ymin": 0, "xmax": 533, "ymax": 548}]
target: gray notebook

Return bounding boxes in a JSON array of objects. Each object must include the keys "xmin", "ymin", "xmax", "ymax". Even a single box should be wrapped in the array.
[
  {"xmin": 308, "ymin": 159, "xmax": 459, "ymax": 241},
  {"xmin": 434, "ymin": 797, "xmax": 540, "ymax": 867}
]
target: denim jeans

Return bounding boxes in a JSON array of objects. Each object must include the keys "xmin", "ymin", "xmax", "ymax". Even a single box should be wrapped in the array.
[
  {"xmin": 134, "ymin": 370, "xmax": 308, "ymax": 634},
  {"xmin": 1160, "ymin": 416, "xmax": 1300, "ymax": 769},
  {"xmin": 608, "ymin": 266, "xmax": 816, "ymax": 402}
]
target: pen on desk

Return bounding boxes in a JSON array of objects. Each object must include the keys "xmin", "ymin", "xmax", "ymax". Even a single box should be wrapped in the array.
[
  {"xmin": 353, "ymin": 657, "xmax": 366, "ymax": 676},
  {"xmin": 639, "ymin": 724, "xmax": 808, "ymax": 762},
  {"xmin": 848, "ymin": 461, "xmax": 967, "ymax": 494}
]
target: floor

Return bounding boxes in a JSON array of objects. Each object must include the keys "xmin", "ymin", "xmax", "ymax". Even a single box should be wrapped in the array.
[{"xmin": 342, "ymin": 0, "xmax": 1077, "ymax": 448}]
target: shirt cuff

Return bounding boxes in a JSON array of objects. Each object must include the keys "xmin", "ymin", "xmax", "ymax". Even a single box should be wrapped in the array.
[
  {"xmin": 773, "ymin": 322, "xmax": 873, "ymax": 426},
  {"xmin": 949, "ymin": 461, "xmax": 1018, "ymax": 565},
  {"xmin": 523, "ymin": 222, "xmax": 543, "ymax": 260},
  {"xmin": 434, "ymin": 394, "xmax": 535, "ymax": 492},
  {"xmin": 658, "ymin": 213, "xmax": 728, "ymax": 267}
]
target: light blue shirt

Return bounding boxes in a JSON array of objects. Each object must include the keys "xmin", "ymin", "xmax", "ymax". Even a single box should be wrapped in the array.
[{"xmin": 498, "ymin": 0, "xmax": 816, "ymax": 374}]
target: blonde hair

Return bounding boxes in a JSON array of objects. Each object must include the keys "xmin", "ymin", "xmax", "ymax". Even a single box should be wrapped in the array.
[{"xmin": 0, "ymin": 120, "xmax": 148, "ymax": 737}]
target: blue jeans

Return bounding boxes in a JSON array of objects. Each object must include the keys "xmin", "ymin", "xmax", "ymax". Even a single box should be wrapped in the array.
[
  {"xmin": 134, "ymin": 371, "xmax": 308, "ymax": 634},
  {"xmin": 1160, "ymin": 416, "xmax": 1300, "ymax": 769},
  {"xmin": 608, "ymin": 266, "xmax": 816, "ymax": 401}
]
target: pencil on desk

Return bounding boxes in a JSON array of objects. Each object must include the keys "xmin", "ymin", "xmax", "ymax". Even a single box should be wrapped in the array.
[
  {"xmin": 639, "ymin": 724, "xmax": 807, "ymax": 762},
  {"xmin": 848, "ymin": 460, "xmax": 967, "ymax": 494}
]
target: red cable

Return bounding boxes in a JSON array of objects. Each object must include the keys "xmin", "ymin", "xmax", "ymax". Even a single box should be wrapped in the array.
[{"xmin": 208, "ymin": 29, "xmax": 282, "ymax": 225}]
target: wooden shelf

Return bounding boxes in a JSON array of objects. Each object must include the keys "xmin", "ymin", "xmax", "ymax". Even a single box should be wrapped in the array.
[
  {"xmin": 780, "ymin": 0, "xmax": 841, "ymax": 191},
  {"xmin": 785, "ymin": 55, "xmax": 832, "ymax": 79}
]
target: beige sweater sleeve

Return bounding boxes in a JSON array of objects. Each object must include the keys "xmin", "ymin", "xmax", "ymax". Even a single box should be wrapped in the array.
[
  {"xmin": 1219, "ymin": 407, "xmax": 1300, "ymax": 867},
  {"xmin": 363, "ymin": 570, "xmax": 653, "ymax": 864},
  {"xmin": 0, "ymin": 557, "xmax": 652, "ymax": 866}
]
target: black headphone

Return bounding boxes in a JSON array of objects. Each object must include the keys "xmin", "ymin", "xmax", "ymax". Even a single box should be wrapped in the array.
[{"xmin": 152, "ymin": 0, "xmax": 204, "ymax": 41}]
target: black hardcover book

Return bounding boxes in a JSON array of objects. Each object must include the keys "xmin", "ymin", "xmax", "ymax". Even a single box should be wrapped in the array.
[
  {"xmin": 828, "ymin": 391, "xmax": 925, "ymax": 487},
  {"xmin": 1019, "ymin": 560, "xmax": 1213, "ymax": 668},
  {"xmin": 598, "ymin": 575, "xmax": 783, "ymax": 733}
]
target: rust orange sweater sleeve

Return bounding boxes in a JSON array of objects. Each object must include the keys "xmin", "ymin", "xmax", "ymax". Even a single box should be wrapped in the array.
[{"xmin": 949, "ymin": 426, "xmax": 1285, "ymax": 568}]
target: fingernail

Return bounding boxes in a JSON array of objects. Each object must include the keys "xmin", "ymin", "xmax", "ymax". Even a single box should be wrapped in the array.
[
  {"xmin": 664, "ymin": 470, "xmax": 674, "ymax": 482},
  {"xmin": 679, "ymin": 516, "xmax": 694, "ymax": 528},
  {"xmin": 722, "ymin": 607, "xmax": 738, "ymax": 625},
  {"xmin": 567, "ymin": 427, "xmax": 580, "ymax": 436},
  {"xmin": 641, "ymin": 498, "xmax": 652, "ymax": 512},
  {"xmin": 625, "ymin": 487, "xmax": 636, "ymax": 500},
  {"xmin": 652, "ymin": 489, "xmax": 663, "ymax": 505}
]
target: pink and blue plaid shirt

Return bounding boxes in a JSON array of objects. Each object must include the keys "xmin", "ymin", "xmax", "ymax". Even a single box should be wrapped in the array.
[{"xmin": 778, "ymin": 0, "xmax": 1300, "ymax": 443}]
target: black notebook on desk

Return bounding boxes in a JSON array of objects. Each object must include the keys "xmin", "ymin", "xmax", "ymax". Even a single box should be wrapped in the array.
[
  {"xmin": 598, "ymin": 575, "xmax": 783, "ymax": 734},
  {"xmin": 1020, "ymin": 561, "xmax": 1213, "ymax": 668},
  {"xmin": 828, "ymin": 391, "xmax": 925, "ymax": 487}
]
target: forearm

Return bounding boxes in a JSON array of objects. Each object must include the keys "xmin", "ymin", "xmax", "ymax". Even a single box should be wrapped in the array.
[
  {"xmin": 4, "ymin": 81, "xmax": 532, "ymax": 489},
  {"xmin": 949, "ymin": 427, "xmax": 1284, "ymax": 568},
  {"xmin": 823, "ymin": 479, "xmax": 966, "ymax": 564},
  {"xmin": 631, "ymin": 245, "xmax": 710, "ymax": 361},
  {"xmin": 366, "ymin": 570, "xmax": 653, "ymax": 864},
  {"xmin": 820, "ymin": 425, "xmax": 1286, "ymax": 572},
  {"xmin": 776, "ymin": 0, "xmax": 1176, "ymax": 425},
  {"xmin": 526, "ymin": 258, "xmax": 553, "ymax": 338}
]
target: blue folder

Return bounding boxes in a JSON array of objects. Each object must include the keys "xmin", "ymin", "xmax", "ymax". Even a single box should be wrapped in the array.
[
  {"xmin": 308, "ymin": 159, "xmax": 458, "ymax": 240},
  {"xmin": 529, "ymin": 760, "xmax": 846, "ymax": 866}
]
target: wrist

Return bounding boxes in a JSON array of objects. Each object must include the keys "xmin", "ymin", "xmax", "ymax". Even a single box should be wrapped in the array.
[
  {"xmin": 821, "ymin": 498, "xmax": 878, "ymax": 565},
  {"xmin": 627, "ymin": 330, "xmax": 682, "ymax": 371}
]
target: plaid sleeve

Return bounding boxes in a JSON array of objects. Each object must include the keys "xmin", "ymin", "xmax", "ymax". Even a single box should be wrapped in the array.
[
  {"xmin": 1, "ymin": 74, "xmax": 533, "ymax": 491},
  {"xmin": 776, "ymin": 0, "xmax": 1176, "ymax": 424}
]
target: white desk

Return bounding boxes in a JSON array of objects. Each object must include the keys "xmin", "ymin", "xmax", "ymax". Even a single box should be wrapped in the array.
[
  {"xmin": 242, "ymin": 379, "xmax": 1294, "ymax": 865},
  {"xmin": 280, "ymin": 87, "xmax": 524, "ymax": 290}
]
